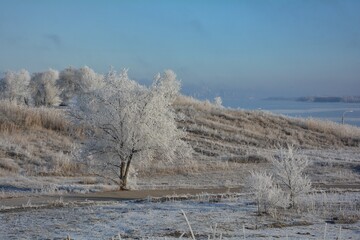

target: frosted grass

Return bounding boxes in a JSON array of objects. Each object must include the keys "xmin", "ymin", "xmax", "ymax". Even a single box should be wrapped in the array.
[{"xmin": 1, "ymin": 193, "xmax": 358, "ymax": 239}]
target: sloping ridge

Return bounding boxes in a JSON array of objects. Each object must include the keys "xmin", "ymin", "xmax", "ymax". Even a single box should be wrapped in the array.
[
  {"xmin": 174, "ymin": 96, "xmax": 360, "ymax": 162},
  {"xmin": 1, "ymin": 97, "xmax": 359, "ymax": 177}
]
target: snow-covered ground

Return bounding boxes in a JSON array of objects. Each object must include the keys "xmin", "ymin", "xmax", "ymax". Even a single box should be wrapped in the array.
[
  {"xmin": 1, "ymin": 192, "xmax": 359, "ymax": 239},
  {"xmin": 0, "ymin": 147, "xmax": 359, "ymax": 239}
]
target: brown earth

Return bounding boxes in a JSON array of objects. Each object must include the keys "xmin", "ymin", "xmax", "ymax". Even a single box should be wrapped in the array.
[
  {"xmin": 1, "ymin": 184, "xmax": 359, "ymax": 210},
  {"xmin": 0, "ymin": 187, "xmax": 241, "ymax": 209}
]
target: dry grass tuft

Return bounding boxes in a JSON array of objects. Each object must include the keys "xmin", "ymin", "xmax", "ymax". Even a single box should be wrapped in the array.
[
  {"xmin": 47, "ymin": 153, "xmax": 82, "ymax": 176},
  {"xmin": 301, "ymin": 117, "xmax": 360, "ymax": 139},
  {"xmin": 0, "ymin": 100, "xmax": 71, "ymax": 134},
  {"xmin": 0, "ymin": 158, "xmax": 20, "ymax": 173}
]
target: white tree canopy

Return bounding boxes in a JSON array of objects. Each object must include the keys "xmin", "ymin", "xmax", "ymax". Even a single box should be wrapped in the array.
[
  {"xmin": 0, "ymin": 69, "xmax": 31, "ymax": 105},
  {"xmin": 58, "ymin": 66, "xmax": 104, "ymax": 105},
  {"xmin": 76, "ymin": 69, "xmax": 192, "ymax": 189},
  {"xmin": 30, "ymin": 69, "xmax": 62, "ymax": 107}
]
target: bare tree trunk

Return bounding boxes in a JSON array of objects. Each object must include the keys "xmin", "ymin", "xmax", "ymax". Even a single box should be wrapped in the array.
[
  {"xmin": 121, "ymin": 152, "xmax": 134, "ymax": 190},
  {"xmin": 289, "ymin": 192, "xmax": 295, "ymax": 208},
  {"xmin": 119, "ymin": 162, "xmax": 126, "ymax": 190},
  {"xmin": 119, "ymin": 151, "xmax": 134, "ymax": 190}
]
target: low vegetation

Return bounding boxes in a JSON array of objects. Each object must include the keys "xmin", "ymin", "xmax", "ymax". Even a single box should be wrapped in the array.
[
  {"xmin": 246, "ymin": 146, "xmax": 312, "ymax": 214},
  {"xmin": 0, "ymin": 100, "xmax": 70, "ymax": 133},
  {"xmin": 0, "ymin": 69, "xmax": 359, "ymax": 187},
  {"xmin": 0, "ymin": 101, "xmax": 81, "ymax": 177},
  {"xmin": 175, "ymin": 95, "xmax": 360, "ymax": 153},
  {"xmin": 0, "ymin": 67, "xmax": 359, "ymax": 238}
]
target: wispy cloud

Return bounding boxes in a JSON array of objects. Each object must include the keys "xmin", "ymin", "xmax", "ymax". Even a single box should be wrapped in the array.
[{"xmin": 44, "ymin": 34, "xmax": 62, "ymax": 46}]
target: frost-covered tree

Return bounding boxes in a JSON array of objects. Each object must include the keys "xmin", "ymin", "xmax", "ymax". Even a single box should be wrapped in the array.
[
  {"xmin": 0, "ymin": 69, "xmax": 31, "ymax": 105},
  {"xmin": 214, "ymin": 96, "xmax": 223, "ymax": 108},
  {"xmin": 30, "ymin": 69, "xmax": 62, "ymax": 107},
  {"xmin": 247, "ymin": 146, "xmax": 311, "ymax": 212},
  {"xmin": 246, "ymin": 170, "xmax": 288, "ymax": 214},
  {"xmin": 58, "ymin": 66, "xmax": 104, "ymax": 105},
  {"xmin": 77, "ymin": 66, "xmax": 104, "ymax": 91},
  {"xmin": 271, "ymin": 146, "xmax": 312, "ymax": 208},
  {"xmin": 75, "ymin": 69, "xmax": 192, "ymax": 190}
]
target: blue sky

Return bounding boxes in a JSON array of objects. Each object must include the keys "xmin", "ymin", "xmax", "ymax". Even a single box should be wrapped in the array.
[{"xmin": 1, "ymin": 0, "xmax": 360, "ymax": 99}]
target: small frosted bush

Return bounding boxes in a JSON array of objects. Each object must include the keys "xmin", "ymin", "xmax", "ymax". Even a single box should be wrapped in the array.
[
  {"xmin": 30, "ymin": 69, "xmax": 62, "ymax": 107},
  {"xmin": 271, "ymin": 146, "xmax": 312, "ymax": 208},
  {"xmin": 247, "ymin": 146, "xmax": 312, "ymax": 213},
  {"xmin": 247, "ymin": 170, "xmax": 288, "ymax": 214},
  {"xmin": 214, "ymin": 96, "xmax": 223, "ymax": 108},
  {"xmin": 0, "ymin": 69, "xmax": 31, "ymax": 105}
]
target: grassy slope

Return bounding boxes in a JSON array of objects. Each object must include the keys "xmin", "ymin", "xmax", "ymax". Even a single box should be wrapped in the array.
[
  {"xmin": 1, "ymin": 97, "xmax": 359, "ymax": 187},
  {"xmin": 0, "ymin": 101, "xmax": 81, "ymax": 177},
  {"xmin": 174, "ymin": 96, "xmax": 360, "ymax": 160},
  {"xmin": 170, "ymin": 96, "xmax": 360, "ymax": 186}
]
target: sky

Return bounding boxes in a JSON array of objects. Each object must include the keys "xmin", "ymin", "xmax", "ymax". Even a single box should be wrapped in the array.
[{"xmin": 0, "ymin": 0, "xmax": 360, "ymax": 100}]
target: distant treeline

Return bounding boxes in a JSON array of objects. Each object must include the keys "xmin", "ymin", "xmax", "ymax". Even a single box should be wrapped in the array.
[
  {"xmin": 297, "ymin": 96, "xmax": 360, "ymax": 103},
  {"xmin": 265, "ymin": 96, "xmax": 360, "ymax": 103}
]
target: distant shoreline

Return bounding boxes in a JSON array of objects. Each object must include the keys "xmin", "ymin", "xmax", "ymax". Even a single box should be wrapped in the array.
[{"xmin": 265, "ymin": 96, "xmax": 360, "ymax": 103}]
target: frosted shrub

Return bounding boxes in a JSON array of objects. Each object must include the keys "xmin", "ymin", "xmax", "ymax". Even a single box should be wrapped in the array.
[
  {"xmin": 0, "ymin": 69, "xmax": 31, "ymax": 105},
  {"xmin": 271, "ymin": 146, "xmax": 312, "ymax": 208},
  {"xmin": 58, "ymin": 66, "xmax": 104, "ymax": 105},
  {"xmin": 247, "ymin": 146, "xmax": 311, "ymax": 212},
  {"xmin": 247, "ymin": 170, "xmax": 288, "ymax": 214},
  {"xmin": 30, "ymin": 69, "xmax": 62, "ymax": 107},
  {"xmin": 214, "ymin": 96, "xmax": 223, "ymax": 108}
]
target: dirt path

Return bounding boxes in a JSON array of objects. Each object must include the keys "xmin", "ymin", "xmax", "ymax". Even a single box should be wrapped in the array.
[
  {"xmin": 0, "ymin": 187, "xmax": 242, "ymax": 209},
  {"xmin": 1, "ymin": 184, "xmax": 359, "ymax": 209}
]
